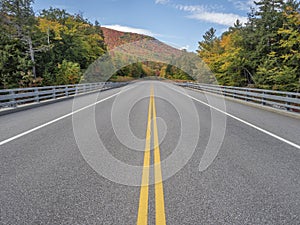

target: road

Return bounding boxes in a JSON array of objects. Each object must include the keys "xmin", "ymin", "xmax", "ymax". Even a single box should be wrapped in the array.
[{"xmin": 0, "ymin": 81, "xmax": 299, "ymax": 224}]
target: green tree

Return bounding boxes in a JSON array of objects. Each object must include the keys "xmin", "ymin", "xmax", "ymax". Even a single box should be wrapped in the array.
[
  {"xmin": 197, "ymin": 28, "xmax": 222, "ymax": 73},
  {"xmin": 56, "ymin": 60, "xmax": 82, "ymax": 85},
  {"xmin": 0, "ymin": 0, "xmax": 35, "ymax": 87},
  {"xmin": 0, "ymin": 0, "xmax": 41, "ymax": 78},
  {"xmin": 36, "ymin": 8, "xmax": 106, "ymax": 85},
  {"xmin": 197, "ymin": 0, "xmax": 300, "ymax": 91}
]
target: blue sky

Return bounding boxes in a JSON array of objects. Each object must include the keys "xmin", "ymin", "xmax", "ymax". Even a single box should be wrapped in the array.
[{"xmin": 33, "ymin": 0, "xmax": 255, "ymax": 52}]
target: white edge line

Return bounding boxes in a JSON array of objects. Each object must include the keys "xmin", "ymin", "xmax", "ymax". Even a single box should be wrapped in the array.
[
  {"xmin": 168, "ymin": 84, "xmax": 300, "ymax": 150},
  {"xmin": 0, "ymin": 86, "xmax": 134, "ymax": 146}
]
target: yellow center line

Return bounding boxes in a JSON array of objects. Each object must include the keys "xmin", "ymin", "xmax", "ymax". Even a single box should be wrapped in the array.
[
  {"xmin": 152, "ymin": 89, "xmax": 167, "ymax": 225},
  {"xmin": 137, "ymin": 87, "xmax": 153, "ymax": 225},
  {"xmin": 137, "ymin": 86, "xmax": 167, "ymax": 225}
]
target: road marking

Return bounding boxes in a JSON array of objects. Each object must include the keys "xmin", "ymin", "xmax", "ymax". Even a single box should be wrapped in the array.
[
  {"xmin": 0, "ymin": 86, "xmax": 134, "ymax": 146},
  {"xmin": 152, "ymin": 89, "xmax": 167, "ymax": 225},
  {"xmin": 137, "ymin": 87, "xmax": 152, "ymax": 225},
  {"xmin": 168, "ymin": 84, "xmax": 300, "ymax": 150},
  {"xmin": 137, "ymin": 86, "xmax": 167, "ymax": 225}
]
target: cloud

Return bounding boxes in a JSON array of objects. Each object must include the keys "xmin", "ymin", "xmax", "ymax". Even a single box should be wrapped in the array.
[
  {"xmin": 179, "ymin": 45, "xmax": 190, "ymax": 51},
  {"xmin": 102, "ymin": 25, "xmax": 155, "ymax": 36},
  {"xmin": 188, "ymin": 12, "xmax": 247, "ymax": 26},
  {"xmin": 176, "ymin": 4, "xmax": 247, "ymax": 26},
  {"xmin": 176, "ymin": 5, "xmax": 205, "ymax": 12},
  {"xmin": 155, "ymin": 0, "xmax": 169, "ymax": 5},
  {"xmin": 175, "ymin": 4, "xmax": 223, "ymax": 12},
  {"xmin": 228, "ymin": 0, "xmax": 254, "ymax": 11}
]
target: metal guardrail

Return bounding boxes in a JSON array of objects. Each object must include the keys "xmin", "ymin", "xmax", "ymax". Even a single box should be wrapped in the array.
[
  {"xmin": 177, "ymin": 82, "xmax": 300, "ymax": 112},
  {"xmin": 0, "ymin": 82, "xmax": 128, "ymax": 109}
]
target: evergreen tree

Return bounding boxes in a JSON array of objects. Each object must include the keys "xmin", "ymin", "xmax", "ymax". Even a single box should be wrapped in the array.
[
  {"xmin": 0, "ymin": 0, "xmax": 39, "ymax": 79},
  {"xmin": 197, "ymin": 0, "xmax": 300, "ymax": 91}
]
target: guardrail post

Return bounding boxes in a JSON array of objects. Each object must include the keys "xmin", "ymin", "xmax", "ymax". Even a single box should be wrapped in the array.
[
  {"xmin": 222, "ymin": 86, "xmax": 226, "ymax": 97},
  {"xmin": 52, "ymin": 87, "xmax": 56, "ymax": 99},
  {"xmin": 10, "ymin": 90, "xmax": 17, "ymax": 108},
  {"xmin": 245, "ymin": 89, "xmax": 248, "ymax": 101},
  {"xmin": 262, "ymin": 91, "xmax": 266, "ymax": 105},
  {"xmin": 65, "ymin": 86, "xmax": 69, "ymax": 97},
  {"xmin": 286, "ymin": 94, "xmax": 291, "ymax": 111},
  {"xmin": 34, "ymin": 88, "xmax": 39, "ymax": 103}
]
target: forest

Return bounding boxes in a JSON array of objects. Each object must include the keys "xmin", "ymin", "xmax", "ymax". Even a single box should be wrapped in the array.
[
  {"xmin": 0, "ymin": 0, "xmax": 106, "ymax": 88},
  {"xmin": 1, "ymin": 0, "xmax": 299, "ymax": 92},
  {"xmin": 0, "ymin": 0, "xmax": 192, "ymax": 89},
  {"xmin": 197, "ymin": 0, "xmax": 300, "ymax": 91}
]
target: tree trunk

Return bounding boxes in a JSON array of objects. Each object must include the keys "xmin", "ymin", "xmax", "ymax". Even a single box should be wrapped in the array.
[{"xmin": 28, "ymin": 35, "xmax": 36, "ymax": 78}]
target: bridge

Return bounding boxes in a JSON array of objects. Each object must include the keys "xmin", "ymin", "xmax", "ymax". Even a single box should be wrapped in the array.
[{"xmin": 0, "ymin": 81, "xmax": 299, "ymax": 224}]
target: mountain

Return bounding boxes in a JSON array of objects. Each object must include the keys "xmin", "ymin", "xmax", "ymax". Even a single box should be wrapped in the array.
[
  {"xmin": 101, "ymin": 27, "xmax": 179, "ymax": 55},
  {"xmin": 101, "ymin": 27, "xmax": 155, "ymax": 50},
  {"xmin": 100, "ymin": 27, "xmax": 194, "ymax": 81}
]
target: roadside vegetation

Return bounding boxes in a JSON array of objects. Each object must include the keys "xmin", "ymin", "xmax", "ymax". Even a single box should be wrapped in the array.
[
  {"xmin": 1, "ymin": 0, "xmax": 299, "ymax": 91},
  {"xmin": 0, "ymin": 0, "xmax": 106, "ymax": 88},
  {"xmin": 0, "ymin": 0, "xmax": 193, "ymax": 89},
  {"xmin": 197, "ymin": 0, "xmax": 300, "ymax": 92}
]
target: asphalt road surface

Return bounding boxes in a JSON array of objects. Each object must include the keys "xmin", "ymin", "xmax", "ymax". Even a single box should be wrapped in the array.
[{"xmin": 0, "ymin": 81, "xmax": 299, "ymax": 225}]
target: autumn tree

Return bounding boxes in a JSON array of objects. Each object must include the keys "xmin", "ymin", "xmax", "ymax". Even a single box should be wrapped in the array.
[{"xmin": 197, "ymin": 0, "xmax": 300, "ymax": 91}]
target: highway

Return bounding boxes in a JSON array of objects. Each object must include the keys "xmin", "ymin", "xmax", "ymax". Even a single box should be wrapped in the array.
[{"xmin": 0, "ymin": 81, "xmax": 299, "ymax": 224}]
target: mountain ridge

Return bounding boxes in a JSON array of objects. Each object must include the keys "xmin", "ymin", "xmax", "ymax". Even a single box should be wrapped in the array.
[
  {"xmin": 101, "ymin": 27, "xmax": 182, "ymax": 56},
  {"xmin": 99, "ymin": 26, "xmax": 195, "ymax": 81}
]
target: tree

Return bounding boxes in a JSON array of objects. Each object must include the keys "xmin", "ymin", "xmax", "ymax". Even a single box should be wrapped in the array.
[
  {"xmin": 36, "ymin": 8, "xmax": 107, "ymax": 85},
  {"xmin": 0, "ymin": 0, "xmax": 39, "ymax": 78},
  {"xmin": 197, "ymin": 0, "xmax": 300, "ymax": 91},
  {"xmin": 197, "ymin": 28, "xmax": 218, "ymax": 53},
  {"xmin": 253, "ymin": 0, "xmax": 300, "ymax": 90},
  {"xmin": 197, "ymin": 28, "xmax": 222, "ymax": 73},
  {"xmin": 56, "ymin": 60, "xmax": 82, "ymax": 85},
  {"xmin": 0, "ymin": 4, "xmax": 107, "ymax": 87}
]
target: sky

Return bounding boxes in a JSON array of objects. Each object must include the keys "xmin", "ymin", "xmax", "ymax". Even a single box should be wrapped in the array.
[{"xmin": 33, "ymin": 0, "xmax": 255, "ymax": 52}]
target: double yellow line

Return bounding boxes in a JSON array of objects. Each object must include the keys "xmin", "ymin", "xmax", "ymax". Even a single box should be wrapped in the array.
[{"xmin": 137, "ymin": 87, "xmax": 166, "ymax": 225}]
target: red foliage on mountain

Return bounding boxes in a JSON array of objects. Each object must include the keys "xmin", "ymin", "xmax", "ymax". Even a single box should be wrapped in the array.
[
  {"xmin": 99, "ymin": 27, "xmax": 194, "ymax": 81},
  {"xmin": 101, "ymin": 27, "xmax": 154, "ymax": 50},
  {"xmin": 101, "ymin": 27, "xmax": 181, "ymax": 57}
]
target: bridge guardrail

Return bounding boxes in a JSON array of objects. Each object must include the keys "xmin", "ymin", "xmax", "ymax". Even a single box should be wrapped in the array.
[
  {"xmin": 0, "ymin": 82, "xmax": 128, "ymax": 109},
  {"xmin": 177, "ymin": 82, "xmax": 300, "ymax": 112}
]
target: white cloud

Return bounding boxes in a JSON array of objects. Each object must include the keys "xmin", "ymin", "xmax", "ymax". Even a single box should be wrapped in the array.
[
  {"xmin": 176, "ymin": 4, "xmax": 247, "ymax": 26},
  {"xmin": 176, "ymin": 5, "xmax": 205, "ymax": 12},
  {"xmin": 102, "ymin": 25, "xmax": 155, "ymax": 36},
  {"xmin": 228, "ymin": 0, "xmax": 254, "ymax": 11},
  {"xmin": 155, "ymin": 0, "xmax": 169, "ymax": 5},
  {"xmin": 229, "ymin": 0, "xmax": 287, "ymax": 12},
  {"xmin": 175, "ymin": 4, "xmax": 223, "ymax": 12},
  {"xmin": 188, "ymin": 12, "xmax": 247, "ymax": 26},
  {"xmin": 179, "ymin": 45, "xmax": 190, "ymax": 51}
]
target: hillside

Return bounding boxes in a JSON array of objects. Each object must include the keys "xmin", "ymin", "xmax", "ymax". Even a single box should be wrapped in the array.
[
  {"xmin": 100, "ymin": 27, "xmax": 195, "ymax": 81},
  {"xmin": 101, "ymin": 27, "xmax": 181, "ymax": 55},
  {"xmin": 101, "ymin": 27, "xmax": 155, "ymax": 50}
]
